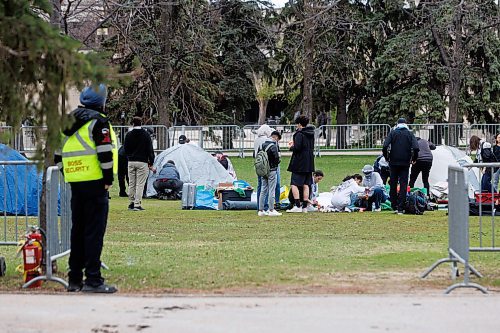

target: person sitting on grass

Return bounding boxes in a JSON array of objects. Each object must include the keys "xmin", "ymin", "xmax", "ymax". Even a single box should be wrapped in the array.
[
  {"xmin": 360, "ymin": 165, "xmax": 387, "ymax": 212},
  {"xmin": 330, "ymin": 174, "xmax": 365, "ymax": 212}
]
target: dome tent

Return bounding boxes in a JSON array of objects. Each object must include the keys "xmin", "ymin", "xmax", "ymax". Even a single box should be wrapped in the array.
[
  {"xmin": 0, "ymin": 144, "xmax": 42, "ymax": 215},
  {"xmin": 146, "ymin": 144, "xmax": 234, "ymax": 197},
  {"xmin": 413, "ymin": 145, "xmax": 480, "ymax": 197}
]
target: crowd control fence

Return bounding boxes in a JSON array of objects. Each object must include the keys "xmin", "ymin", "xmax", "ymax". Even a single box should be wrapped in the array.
[
  {"xmin": 2, "ymin": 123, "xmax": 500, "ymax": 157},
  {"xmin": 421, "ymin": 163, "xmax": 500, "ymax": 294},
  {"xmin": 22, "ymin": 166, "xmax": 72, "ymax": 288},
  {"xmin": 0, "ymin": 160, "xmax": 41, "ymax": 276}
]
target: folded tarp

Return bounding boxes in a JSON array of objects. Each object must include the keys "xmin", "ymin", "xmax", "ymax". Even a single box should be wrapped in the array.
[{"xmin": 223, "ymin": 200, "xmax": 258, "ymax": 210}]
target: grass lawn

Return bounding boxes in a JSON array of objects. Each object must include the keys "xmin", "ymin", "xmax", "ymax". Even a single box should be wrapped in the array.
[{"xmin": 1, "ymin": 155, "xmax": 499, "ymax": 294}]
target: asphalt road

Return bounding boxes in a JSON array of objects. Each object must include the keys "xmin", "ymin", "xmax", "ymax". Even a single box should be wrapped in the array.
[{"xmin": 1, "ymin": 293, "xmax": 499, "ymax": 333}]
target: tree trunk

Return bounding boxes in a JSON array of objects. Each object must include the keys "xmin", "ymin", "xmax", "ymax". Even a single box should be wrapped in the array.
[
  {"xmin": 157, "ymin": 3, "xmax": 174, "ymax": 149},
  {"xmin": 302, "ymin": 0, "xmax": 314, "ymax": 121},
  {"xmin": 336, "ymin": 88, "xmax": 348, "ymax": 149},
  {"xmin": 448, "ymin": 68, "xmax": 461, "ymax": 146},
  {"xmin": 257, "ymin": 98, "xmax": 268, "ymax": 125}
]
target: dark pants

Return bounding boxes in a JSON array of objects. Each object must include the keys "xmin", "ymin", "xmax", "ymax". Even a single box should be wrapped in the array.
[
  {"xmin": 153, "ymin": 179, "xmax": 183, "ymax": 196},
  {"xmin": 481, "ymin": 171, "xmax": 493, "ymax": 193},
  {"xmin": 409, "ymin": 160, "xmax": 433, "ymax": 196},
  {"xmin": 118, "ymin": 154, "xmax": 128, "ymax": 195},
  {"xmin": 389, "ymin": 165, "xmax": 410, "ymax": 211},
  {"xmin": 368, "ymin": 188, "xmax": 387, "ymax": 210},
  {"xmin": 68, "ymin": 180, "xmax": 108, "ymax": 287},
  {"xmin": 380, "ymin": 169, "xmax": 390, "ymax": 185}
]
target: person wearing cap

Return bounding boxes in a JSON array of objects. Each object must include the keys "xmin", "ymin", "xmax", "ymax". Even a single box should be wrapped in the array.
[
  {"xmin": 409, "ymin": 137, "xmax": 436, "ymax": 197},
  {"xmin": 178, "ymin": 135, "xmax": 187, "ymax": 144},
  {"xmin": 55, "ymin": 84, "xmax": 118, "ymax": 293},
  {"xmin": 153, "ymin": 160, "xmax": 183, "ymax": 199},
  {"xmin": 271, "ymin": 130, "xmax": 282, "ymax": 206},
  {"xmin": 124, "ymin": 117, "xmax": 156, "ymax": 211},
  {"xmin": 361, "ymin": 165, "xmax": 387, "ymax": 212},
  {"xmin": 382, "ymin": 118, "xmax": 419, "ymax": 214}
]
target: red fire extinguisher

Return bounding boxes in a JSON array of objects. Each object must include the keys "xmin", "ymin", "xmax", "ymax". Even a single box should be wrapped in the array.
[{"xmin": 17, "ymin": 227, "xmax": 43, "ymax": 288}]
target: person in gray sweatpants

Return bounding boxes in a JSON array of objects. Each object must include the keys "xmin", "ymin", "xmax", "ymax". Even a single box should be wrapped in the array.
[{"xmin": 257, "ymin": 139, "xmax": 281, "ymax": 217}]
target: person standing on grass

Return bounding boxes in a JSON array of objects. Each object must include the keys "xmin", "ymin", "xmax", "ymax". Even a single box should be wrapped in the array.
[
  {"xmin": 124, "ymin": 117, "xmax": 156, "ymax": 211},
  {"xmin": 257, "ymin": 135, "xmax": 282, "ymax": 217},
  {"xmin": 383, "ymin": 118, "xmax": 419, "ymax": 214},
  {"xmin": 117, "ymin": 145, "xmax": 128, "ymax": 197},
  {"xmin": 287, "ymin": 115, "xmax": 316, "ymax": 213},
  {"xmin": 254, "ymin": 124, "xmax": 274, "ymax": 211},
  {"xmin": 55, "ymin": 84, "xmax": 117, "ymax": 293},
  {"xmin": 408, "ymin": 137, "xmax": 436, "ymax": 197}
]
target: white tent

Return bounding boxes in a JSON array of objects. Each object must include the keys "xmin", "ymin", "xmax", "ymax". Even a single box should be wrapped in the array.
[
  {"xmin": 413, "ymin": 145, "xmax": 480, "ymax": 197},
  {"xmin": 146, "ymin": 144, "xmax": 234, "ymax": 197}
]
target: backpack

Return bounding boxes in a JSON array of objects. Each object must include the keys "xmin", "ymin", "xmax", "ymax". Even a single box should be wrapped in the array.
[
  {"xmin": 254, "ymin": 143, "xmax": 272, "ymax": 177},
  {"xmin": 404, "ymin": 190, "xmax": 428, "ymax": 215}
]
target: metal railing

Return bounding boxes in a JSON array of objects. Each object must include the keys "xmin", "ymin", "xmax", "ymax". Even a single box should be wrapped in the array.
[
  {"xmin": 23, "ymin": 166, "xmax": 71, "ymax": 288},
  {"xmin": 169, "ymin": 125, "xmax": 244, "ymax": 155},
  {"xmin": 0, "ymin": 161, "xmax": 41, "ymax": 247},
  {"xmin": 469, "ymin": 124, "xmax": 500, "ymax": 143},
  {"xmin": 421, "ymin": 165, "xmax": 488, "ymax": 294},
  {"xmin": 315, "ymin": 124, "xmax": 391, "ymax": 155},
  {"xmin": 409, "ymin": 123, "xmax": 469, "ymax": 147},
  {"xmin": 241, "ymin": 125, "xmax": 297, "ymax": 157},
  {"xmin": 113, "ymin": 125, "xmax": 169, "ymax": 153}
]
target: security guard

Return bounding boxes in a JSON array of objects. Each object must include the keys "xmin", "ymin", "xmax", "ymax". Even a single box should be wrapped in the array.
[{"xmin": 55, "ymin": 84, "xmax": 118, "ymax": 293}]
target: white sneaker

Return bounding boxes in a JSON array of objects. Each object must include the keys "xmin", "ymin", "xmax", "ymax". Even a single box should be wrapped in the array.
[
  {"xmin": 302, "ymin": 208, "xmax": 308, "ymax": 213},
  {"xmin": 258, "ymin": 211, "xmax": 269, "ymax": 217},
  {"xmin": 373, "ymin": 208, "xmax": 382, "ymax": 212},
  {"xmin": 286, "ymin": 206, "xmax": 303, "ymax": 213},
  {"xmin": 344, "ymin": 207, "xmax": 352, "ymax": 213},
  {"xmin": 268, "ymin": 210, "xmax": 282, "ymax": 216},
  {"xmin": 306, "ymin": 205, "xmax": 317, "ymax": 212}
]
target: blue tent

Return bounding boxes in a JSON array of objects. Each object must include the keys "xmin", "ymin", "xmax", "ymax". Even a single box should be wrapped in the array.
[{"xmin": 0, "ymin": 144, "xmax": 42, "ymax": 216}]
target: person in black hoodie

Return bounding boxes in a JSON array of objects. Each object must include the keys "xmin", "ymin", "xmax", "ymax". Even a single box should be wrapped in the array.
[
  {"xmin": 383, "ymin": 118, "xmax": 419, "ymax": 214},
  {"xmin": 286, "ymin": 115, "xmax": 315, "ymax": 213},
  {"xmin": 54, "ymin": 84, "xmax": 117, "ymax": 293},
  {"xmin": 409, "ymin": 137, "xmax": 436, "ymax": 197},
  {"xmin": 124, "ymin": 117, "xmax": 155, "ymax": 211}
]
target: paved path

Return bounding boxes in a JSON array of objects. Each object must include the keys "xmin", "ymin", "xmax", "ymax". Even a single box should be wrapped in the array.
[{"xmin": 1, "ymin": 293, "xmax": 499, "ymax": 333}]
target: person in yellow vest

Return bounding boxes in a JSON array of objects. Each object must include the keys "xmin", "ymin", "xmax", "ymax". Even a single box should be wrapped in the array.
[{"xmin": 55, "ymin": 84, "xmax": 117, "ymax": 293}]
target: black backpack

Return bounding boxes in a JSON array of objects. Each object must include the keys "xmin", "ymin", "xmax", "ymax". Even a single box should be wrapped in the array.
[{"xmin": 405, "ymin": 190, "xmax": 428, "ymax": 215}]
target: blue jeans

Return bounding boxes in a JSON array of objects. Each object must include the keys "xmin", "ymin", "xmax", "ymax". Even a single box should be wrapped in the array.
[
  {"xmin": 257, "ymin": 171, "xmax": 280, "ymax": 211},
  {"xmin": 275, "ymin": 167, "xmax": 281, "ymax": 205},
  {"xmin": 368, "ymin": 188, "xmax": 387, "ymax": 210}
]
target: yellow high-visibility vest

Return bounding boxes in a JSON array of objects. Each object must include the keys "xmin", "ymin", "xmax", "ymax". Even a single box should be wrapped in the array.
[{"xmin": 61, "ymin": 118, "xmax": 118, "ymax": 183}]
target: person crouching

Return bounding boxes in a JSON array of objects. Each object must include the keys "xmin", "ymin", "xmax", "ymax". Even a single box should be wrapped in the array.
[
  {"xmin": 361, "ymin": 165, "xmax": 388, "ymax": 212},
  {"xmin": 153, "ymin": 160, "xmax": 183, "ymax": 199}
]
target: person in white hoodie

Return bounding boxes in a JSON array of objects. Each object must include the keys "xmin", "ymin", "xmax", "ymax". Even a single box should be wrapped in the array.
[
  {"xmin": 254, "ymin": 125, "xmax": 274, "ymax": 211},
  {"xmin": 361, "ymin": 165, "xmax": 388, "ymax": 212},
  {"xmin": 330, "ymin": 174, "xmax": 365, "ymax": 211}
]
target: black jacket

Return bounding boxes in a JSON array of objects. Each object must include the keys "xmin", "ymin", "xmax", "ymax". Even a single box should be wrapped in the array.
[
  {"xmin": 382, "ymin": 126, "xmax": 419, "ymax": 166},
  {"xmin": 55, "ymin": 107, "xmax": 114, "ymax": 185},
  {"xmin": 287, "ymin": 125, "xmax": 315, "ymax": 173},
  {"xmin": 416, "ymin": 138, "xmax": 436, "ymax": 162},
  {"xmin": 124, "ymin": 127, "xmax": 155, "ymax": 165},
  {"xmin": 259, "ymin": 140, "xmax": 280, "ymax": 171}
]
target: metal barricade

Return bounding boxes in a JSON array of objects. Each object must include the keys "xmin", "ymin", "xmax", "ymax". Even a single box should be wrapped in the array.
[
  {"xmin": 23, "ymin": 166, "xmax": 71, "ymax": 288},
  {"xmin": 170, "ymin": 125, "xmax": 244, "ymax": 155},
  {"xmin": 468, "ymin": 124, "xmax": 500, "ymax": 144},
  {"xmin": 113, "ymin": 125, "xmax": 169, "ymax": 153},
  {"xmin": 241, "ymin": 125, "xmax": 297, "ymax": 157},
  {"xmin": 315, "ymin": 124, "xmax": 391, "ymax": 154},
  {"xmin": 409, "ymin": 123, "xmax": 469, "ymax": 147},
  {"xmin": 0, "ymin": 160, "xmax": 41, "ymax": 277},
  {"xmin": 421, "ymin": 165, "xmax": 487, "ymax": 293}
]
